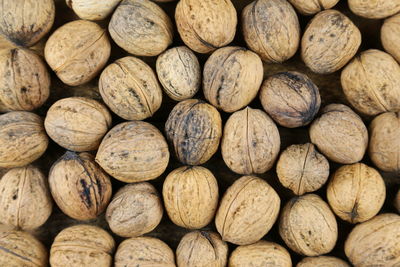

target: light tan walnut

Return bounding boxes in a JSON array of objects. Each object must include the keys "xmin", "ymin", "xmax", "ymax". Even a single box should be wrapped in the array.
[
  {"xmin": 348, "ymin": 0, "xmax": 400, "ymax": 19},
  {"xmin": 297, "ymin": 256, "xmax": 350, "ymax": 267},
  {"xmin": 382, "ymin": 14, "xmax": 400, "ymax": 63},
  {"xmin": 66, "ymin": 0, "xmax": 122, "ymax": 20},
  {"xmin": 288, "ymin": 0, "xmax": 340, "ymax": 15}
]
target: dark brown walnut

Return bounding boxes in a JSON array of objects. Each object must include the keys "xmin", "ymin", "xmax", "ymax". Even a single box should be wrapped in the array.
[
  {"xmin": 309, "ymin": 104, "xmax": 368, "ymax": 164},
  {"xmin": 382, "ymin": 14, "xmax": 400, "ymax": 63},
  {"xmin": 242, "ymin": 0, "xmax": 300, "ymax": 63},
  {"xmin": 279, "ymin": 194, "xmax": 338, "ymax": 256},
  {"xmin": 50, "ymin": 224, "xmax": 115, "ymax": 267},
  {"xmin": 288, "ymin": 0, "xmax": 340, "ymax": 15},
  {"xmin": 345, "ymin": 213, "xmax": 400, "ymax": 266},
  {"xmin": 221, "ymin": 107, "xmax": 280, "ymax": 175},
  {"xmin": 0, "ymin": 165, "xmax": 52, "ymax": 230},
  {"xmin": 0, "ymin": 48, "xmax": 50, "ymax": 112},
  {"xmin": 165, "ymin": 99, "xmax": 222, "ymax": 165},
  {"xmin": 260, "ymin": 71, "xmax": 321, "ymax": 128},
  {"xmin": 348, "ymin": 0, "xmax": 400, "ymax": 19},
  {"xmin": 66, "ymin": 0, "xmax": 122, "ymax": 20},
  {"xmin": 301, "ymin": 10, "xmax": 361, "ymax": 74},
  {"xmin": 44, "ymin": 97, "xmax": 112, "ymax": 152},
  {"xmin": 297, "ymin": 256, "xmax": 350, "ymax": 267},
  {"xmin": 215, "ymin": 176, "xmax": 281, "ymax": 245},
  {"xmin": 0, "ymin": 0, "xmax": 55, "ymax": 47},
  {"xmin": 203, "ymin": 47, "xmax": 263, "ymax": 113},
  {"xmin": 96, "ymin": 120, "xmax": 170, "ymax": 183},
  {"xmin": 341, "ymin": 49, "xmax": 400, "ymax": 116},
  {"xmin": 99, "ymin": 56, "xmax": 162, "ymax": 120},
  {"xmin": 106, "ymin": 183, "xmax": 163, "ymax": 237},
  {"xmin": 0, "ymin": 111, "xmax": 48, "ymax": 168},
  {"xmin": 115, "ymin": 237, "xmax": 176, "ymax": 267},
  {"xmin": 109, "ymin": 0, "xmax": 173, "ymax": 57},
  {"xmin": 45, "ymin": 20, "xmax": 111, "ymax": 86},
  {"xmin": 175, "ymin": 0, "xmax": 237, "ymax": 54},
  {"xmin": 277, "ymin": 143, "xmax": 329, "ymax": 195},
  {"xmin": 156, "ymin": 46, "xmax": 201, "ymax": 101},
  {"xmin": 176, "ymin": 231, "xmax": 228, "ymax": 267}
]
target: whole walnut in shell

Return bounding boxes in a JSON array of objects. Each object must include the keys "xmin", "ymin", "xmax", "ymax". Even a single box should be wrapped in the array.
[
  {"xmin": 96, "ymin": 120, "xmax": 169, "ymax": 183},
  {"xmin": 156, "ymin": 46, "xmax": 201, "ymax": 101},
  {"xmin": 99, "ymin": 56, "xmax": 162, "ymax": 120},
  {"xmin": 382, "ymin": 14, "xmax": 400, "ymax": 63},
  {"xmin": 109, "ymin": 0, "xmax": 173, "ymax": 56},
  {"xmin": 0, "ymin": 48, "xmax": 50, "ymax": 112},
  {"xmin": 345, "ymin": 213, "xmax": 400, "ymax": 266},
  {"xmin": 277, "ymin": 143, "xmax": 329, "ymax": 195},
  {"xmin": 0, "ymin": 165, "xmax": 52, "ymax": 230},
  {"xmin": 395, "ymin": 189, "xmax": 400, "ymax": 212},
  {"xmin": 215, "ymin": 176, "xmax": 280, "ymax": 245},
  {"xmin": 327, "ymin": 163, "xmax": 386, "ymax": 223},
  {"xmin": 163, "ymin": 166, "xmax": 218, "ymax": 229},
  {"xmin": 348, "ymin": 0, "xmax": 400, "ymax": 19},
  {"xmin": 165, "ymin": 99, "xmax": 222, "ymax": 165},
  {"xmin": 297, "ymin": 256, "xmax": 350, "ymax": 267},
  {"xmin": 260, "ymin": 71, "xmax": 321, "ymax": 128},
  {"xmin": 221, "ymin": 107, "xmax": 280, "ymax": 175},
  {"xmin": 45, "ymin": 20, "xmax": 111, "ymax": 86},
  {"xmin": 203, "ymin": 47, "xmax": 263, "ymax": 113},
  {"xmin": 279, "ymin": 194, "xmax": 338, "ymax": 256},
  {"xmin": 0, "ymin": 111, "xmax": 48, "ymax": 168},
  {"xmin": 309, "ymin": 104, "xmax": 368, "ymax": 164},
  {"xmin": 175, "ymin": 0, "xmax": 237, "ymax": 54},
  {"xmin": 301, "ymin": 10, "xmax": 361, "ymax": 74},
  {"xmin": 115, "ymin": 237, "xmax": 176, "ymax": 267},
  {"xmin": 106, "ymin": 182, "xmax": 163, "ymax": 237},
  {"xmin": 242, "ymin": 0, "xmax": 300, "ymax": 63},
  {"xmin": 49, "ymin": 151, "xmax": 112, "ymax": 221},
  {"xmin": 341, "ymin": 49, "xmax": 400, "ymax": 116},
  {"xmin": 288, "ymin": 0, "xmax": 340, "ymax": 15},
  {"xmin": 176, "ymin": 231, "xmax": 228, "ymax": 267},
  {"xmin": 229, "ymin": 241, "xmax": 292, "ymax": 267},
  {"xmin": 50, "ymin": 224, "xmax": 115, "ymax": 267},
  {"xmin": 67, "ymin": 0, "xmax": 121, "ymax": 20}
]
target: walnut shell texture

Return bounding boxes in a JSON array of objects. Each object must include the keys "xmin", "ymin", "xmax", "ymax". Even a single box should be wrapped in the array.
[
  {"xmin": 301, "ymin": 10, "xmax": 361, "ymax": 74},
  {"xmin": 44, "ymin": 20, "xmax": 111, "ymax": 86},
  {"xmin": 165, "ymin": 99, "xmax": 222, "ymax": 165},
  {"xmin": 348, "ymin": 0, "xmax": 400, "ymax": 19},
  {"xmin": 242, "ymin": 0, "xmax": 300, "ymax": 63},
  {"xmin": 67, "ymin": 0, "xmax": 122, "ymax": 20},
  {"xmin": 288, "ymin": 0, "xmax": 340, "ymax": 15},
  {"xmin": 215, "ymin": 176, "xmax": 281, "ymax": 245},
  {"xmin": 382, "ymin": 14, "xmax": 400, "ymax": 63},
  {"xmin": 297, "ymin": 256, "xmax": 350, "ymax": 267},
  {"xmin": 221, "ymin": 107, "xmax": 280, "ymax": 175}
]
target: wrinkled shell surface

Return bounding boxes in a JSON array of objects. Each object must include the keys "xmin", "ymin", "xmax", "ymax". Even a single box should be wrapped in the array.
[
  {"xmin": 301, "ymin": 10, "xmax": 361, "ymax": 74},
  {"xmin": 221, "ymin": 107, "xmax": 280, "ymax": 175},
  {"xmin": 215, "ymin": 176, "xmax": 281, "ymax": 245},
  {"xmin": 288, "ymin": 0, "xmax": 339, "ymax": 15},
  {"xmin": 297, "ymin": 256, "xmax": 350, "ymax": 267},
  {"xmin": 279, "ymin": 194, "xmax": 338, "ymax": 256},
  {"xmin": 242, "ymin": 0, "xmax": 300, "ymax": 63},
  {"xmin": 96, "ymin": 120, "xmax": 169, "ymax": 183},
  {"xmin": 382, "ymin": 14, "xmax": 400, "ymax": 63},
  {"xmin": 348, "ymin": 0, "xmax": 400, "ymax": 19},
  {"xmin": 99, "ymin": 56, "xmax": 162, "ymax": 120},
  {"xmin": 67, "ymin": 0, "xmax": 122, "ymax": 20}
]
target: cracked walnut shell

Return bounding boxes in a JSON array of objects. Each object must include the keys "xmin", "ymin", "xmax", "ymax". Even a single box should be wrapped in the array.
[
  {"xmin": 288, "ymin": 0, "xmax": 340, "ymax": 15},
  {"xmin": 66, "ymin": 0, "xmax": 122, "ymax": 20}
]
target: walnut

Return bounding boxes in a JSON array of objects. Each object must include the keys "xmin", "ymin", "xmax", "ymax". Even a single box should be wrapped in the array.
[
  {"xmin": 288, "ymin": 0, "xmax": 340, "ymax": 15},
  {"xmin": 66, "ymin": 0, "xmax": 122, "ymax": 20},
  {"xmin": 348, "ymin": 0, "xmax": 400, "ymax": 19},
  {"xmin": 382, "ymin": 14, "xmax": 400, "ymax": 63},
  {"xmin": 297, "ymin": 256, "xmax": 350, "ymax": 267},
  {"xmin": 395, "ymin": 189, "xmax": 400, "ymax": 213}
]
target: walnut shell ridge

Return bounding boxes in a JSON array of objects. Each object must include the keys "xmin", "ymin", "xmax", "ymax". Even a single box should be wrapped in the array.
[
  {"xmin": 348, "ymin": 0, "xmax": 400, "ymax": 19},
  {"xmin": 382, "ymin": 14, "xmax": 400, "ymax": 63},
  {"xmin": 66, "ymin": 0, "xmax": 122, "ymax": 20},
  {"xmin": 288, "ymin": 0, "xmax": 340, "ymax": 15},
  {"xmin": 297, "ymin": 256, "xmax": 350, "ymax": 267}
]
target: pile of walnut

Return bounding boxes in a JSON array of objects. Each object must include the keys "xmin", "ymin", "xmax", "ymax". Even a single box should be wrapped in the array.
[{"xmin": 0, "ymin": 0, "xmax": 399, "ymax": 266}]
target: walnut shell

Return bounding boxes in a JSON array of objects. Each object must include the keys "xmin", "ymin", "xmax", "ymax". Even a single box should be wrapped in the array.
[
  {"xmin": 156, "ymin": 46, "xmax": 201, "ymax": 101},
  {"xmin": 203, "ymin": 47, "xmax": 263, "ymax": 113},
  {"xmin": 49, "ymin": 151, "xmax": 112, "ymax": 221},
  {"xmin": 382, "ymin": 14, "xmax": 400, "ymax": 63},
  {"xmin": 221, "ymin": 107, "xmax": 280, "ymax": 175},
  {"xmin": 96, "ymin": 120, "xmax": 169, "ymax": 183},
  {"xmin": 0, "ymin": 228, "xmax": 47, "ymax": 267},
  {"xmin": 115, "ymin": 237, "xmax": 176, "ymax": 267},
  {"xmin": 0, "ymin": 111, "xmax": 48, "ymax": 168},
  {"xmin": 109, "ymin": 0, "xmax": 173, "ymax": 57},
  {"xmin": 348, "ymin": 0, "xmax": 400, "ymax": 19},
  {"xmin": 395, "ymin": 189, "xmax": 400, "ymax": 213},
  {"xmin": 229, "ymin": 241, "xmax": 292, "ymax": 267},
  {"xmin": 0, "ymin": 165, "xmax": 52, "ymax": 230},
  {"xmin": 106, "ymin": 182, "xmax": 163, "ymax": 237},
  {"xmin": 242, "ymin": 0, "xmax": 300, "ymax": 63},
  {"xmin": 44, "ymin": 20, "xmax": 111, "ymax": 86},
  {"xmin": 0, "ymin": 48, "xmax": 50, "ymax": 112},
  {"xmin": 175, "ymin": 0, "xmax": 237, "ymax": 54},
  {"xmin": 215, "ymin": 176, "xmax": 280, "ymax": 245},
  {"xmin": 345, "ymin": 213, "xmax": 400, "ymax": 266},
  {"xmin": 279, "ymin": 194, "xmax": 338, "ymax": 256},
  {"xmin": 260, "ymin": 71, "xmax": 321, "ymax": 128},
  {"xmin": 297, "ymin": 256, "xmax": 350, "ymax": 267},
  {"xmin": 0, "ymin": 0, "xmax": 55, "ymax": 47},
  {"xmin": 288, "ymin": 0, "xmax": 340, "ymax": 15},
  {"xmin": 163, "ymin": 166, "xmax": 218, "ymax": 229},
  {"xmin": 301, "ymin": 10, "xmax": 361, "ymax": 74},
  {"xmin": 176, "ymin": 231, "xmax": 228, "ymax": 267},
  {"xmin": 50, "ymin": 224, "xmax": 115, "ymax": 267},
  {"xmin": 277, "ymin": 143, "xmax": 329, "ymax": 195},
  {"xmin": 66, "ymin": 0, "xmax": 122, "ymax": 20},
  {"xmin": 341, "ymin": 49, "xmax": 400, "ymax": 116},
  {"xmin": 327, "ymin": 163, "xmax": 386, "ymax": 223},
  {"xmin": 309, "ymin": 104, "xmax": 368, "ymax": 164},
  {"xmin": 165, "ymin": 99, "xmax": 222, "ymax": 165}
]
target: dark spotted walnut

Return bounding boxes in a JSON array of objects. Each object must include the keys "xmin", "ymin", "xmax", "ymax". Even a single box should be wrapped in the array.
[{"xmin": 288, "ymin": 0, "xmax": 340, "ymax": 15}]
